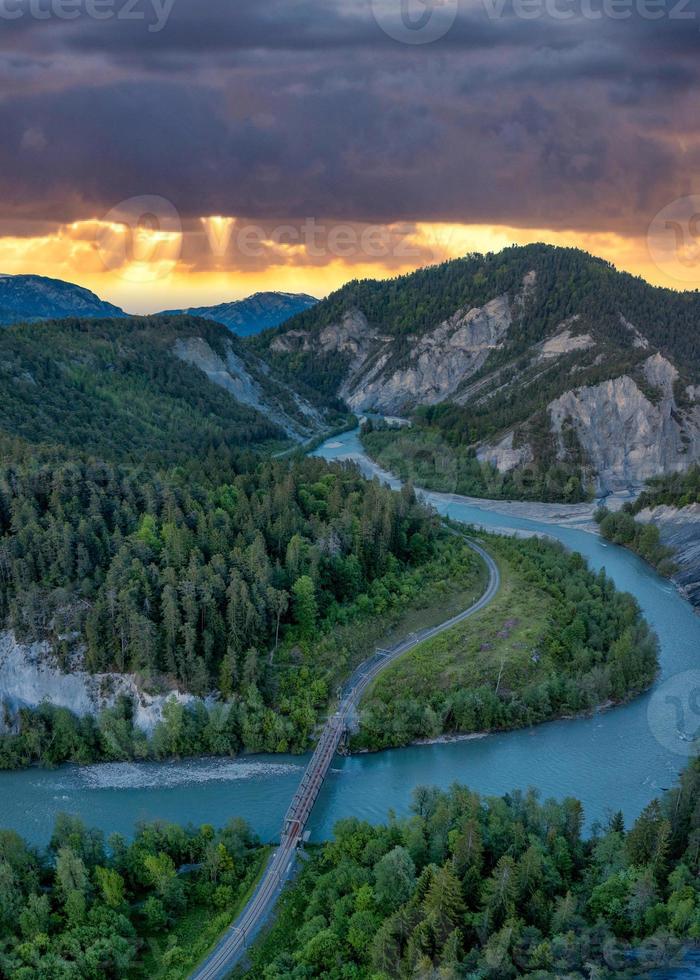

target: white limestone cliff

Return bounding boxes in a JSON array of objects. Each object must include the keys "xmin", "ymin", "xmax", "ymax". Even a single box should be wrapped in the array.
[{"xmin": 0, "ymin": 631, "xmax": 196, "ymax": 734}]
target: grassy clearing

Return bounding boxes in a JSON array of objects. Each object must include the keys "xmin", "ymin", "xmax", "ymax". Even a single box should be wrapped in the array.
[
  {"xmin": 354, "ymin": 532, "xmax": 658, "ymax": 749},
  {"xmin": 366, "ymin": 552, "xmax": 546, "ymax": 704}
]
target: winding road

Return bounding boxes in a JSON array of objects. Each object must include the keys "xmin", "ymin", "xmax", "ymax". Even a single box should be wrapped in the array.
[{"xmin": 190, "ymin": 535, "xmax": 500, "ymax": 980}]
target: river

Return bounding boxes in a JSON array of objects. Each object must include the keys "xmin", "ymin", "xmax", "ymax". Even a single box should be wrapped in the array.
[{"xmin": 1, "ymin": 427, "xmax": 699, "ymax": 857}]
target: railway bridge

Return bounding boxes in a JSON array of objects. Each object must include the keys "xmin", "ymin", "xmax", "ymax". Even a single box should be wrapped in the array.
[{"xmin": 190, "ymin": 535, "xmax": 500, "ymax": 980}]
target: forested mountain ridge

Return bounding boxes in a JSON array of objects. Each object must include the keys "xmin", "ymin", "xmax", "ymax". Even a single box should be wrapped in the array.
[
  {"xmin": 255, "ymin": 245, "xmax": 700, "ymax": 498},
  {"xmin": 0, "ymin": 274, "xmax": 125, "ymax": 326},
  {"xmin": 161, "ymin": 291, "xmax": 318, "ymax": 336},
  {"xmin": 0, "ymin": 314, "xmax": 336, "ymax": 467},
  {"xmin": 0, "ymin": 310, "xmax": 448, "ymax": 757}
]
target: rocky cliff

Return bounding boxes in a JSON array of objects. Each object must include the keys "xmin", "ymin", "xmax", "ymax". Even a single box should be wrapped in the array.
[
  {"xmin": 271, "ymin": 294, "xmax": 514, "ymax": 415},
  {"xmin": 276, "ymin": 294, "xmax": 700, "ymax": 495},
  {"xmin": 174, "ymin": 335, "xmax": 325, "ymax": 441},
  {"xmin": 635, "ymin": 504, "xmax": 700, "ymax": 606},
  {"xmin": 262, "ymin": 246, "xmax": 700, "ymax": 496},
  {"xmin": 0, "ymin": 631, "xmax": 196, "ymax": 734},
  {"xmin": 549, "ymin": 355, "xmax": 700, "ymax": 495}
]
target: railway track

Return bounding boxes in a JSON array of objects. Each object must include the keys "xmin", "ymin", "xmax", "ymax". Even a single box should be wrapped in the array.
[{"xmin": 190, "ymin": 535, "xmax": 499, "ymax": 980}]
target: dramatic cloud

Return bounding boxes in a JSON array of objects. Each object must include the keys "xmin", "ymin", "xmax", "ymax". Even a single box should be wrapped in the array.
[{"xmin": 1, "ymin": 0, "xmax": 699, "ymax": 307}]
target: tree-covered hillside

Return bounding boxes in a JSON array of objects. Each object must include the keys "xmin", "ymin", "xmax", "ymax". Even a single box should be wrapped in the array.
[
  {"xmin": 256, "ymin": 245, "xmax": 700, "ymax": 501},
  {"xmin": 629, "ymin": 466, "xmax": 700, "ymax": 513},
  {"xmin": 0, "ymin": 315, "xmax": 284, "ymax": 468},
  {"xmin": 0, "ymin": 312, "xmax": 446, "ymax": 755},
  {"xmin": 255, "ymin": 243, "xmax": 700, "ymax": 395},
  {"xmin": 0, "ymin": 454, "xmax": 436, "ymax": 694}
]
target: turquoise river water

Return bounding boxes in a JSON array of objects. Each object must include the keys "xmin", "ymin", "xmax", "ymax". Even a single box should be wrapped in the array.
[{"xmin": 1, "ymin": 427, "xmax": 699, "ymax": 871}]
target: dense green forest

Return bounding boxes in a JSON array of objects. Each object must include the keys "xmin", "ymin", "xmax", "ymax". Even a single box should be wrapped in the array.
[
  {"xmin": 0, "ymin": 529, "xmax": 660, "ymax": 770},
  {"xmin": 0, "ymin": 445, "xmax": 454, "ymax": 762},
  {"xmin": 0, "ymin": 539, "xmax": 488, "ymax": 769},
  {"xmin": 361, "ymin": 423, "xmax": 591, "ymax": 504},
  {"xmin": 595, "ymin": 508, "xmax": 677, "ymax": 577},
  {"xmin": 0, "ymin": 315, "xmax": 293, "ymax": 468},
  {"xmin": 0, "ymin": 811, "xmax": 267, "ymax": 979},
  {"xmin": 0, "ymin": 453, "xmax": 435, "ymax": 682},
  {"xmin": 246, "ymin": 757, "xmax": 700, "ymax": 979},
  {"xmin": 354, "ymin": 534, "xmax": 659, "ymax": 751}
]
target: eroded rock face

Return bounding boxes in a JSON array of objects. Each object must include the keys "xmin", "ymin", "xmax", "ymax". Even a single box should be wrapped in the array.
[
  {"xmin": 342, "ymin": 295, "xmax": 512, "ymax": 414},
  {"xmin": 174, "ymin": 336, "xmax": 323, "ymax": 440},
  {"xmin": 539, "ymin": 328, "xmax": 595, "ymax": 360},
  {"xmin": 620, "ymin": 314, "xmax": 650, "ymax": 350},
  {"xmin": 0, "ymin": 632, "xmax": 196, "ymax": 733},
  {"xmin": 477, "ymin": 431, "xmax": 533, "ymax": 472},
  {"xmin": 175, "ymin": 337, "xmax": 262, "ymax": 407},
  {"xmin": 636, "ymin": 504, "xmax": 700, "ymax": 607},
  {"xmin": 265, "ymin": 269, "xmax": 700, "ymax": 495},
  {"xmin": 270, "ymin": 297, "xmax": 515, "ymax": 415},
  {"xmin": 549, "ymin": 355, "xmax": 700, "ymax": 494}
]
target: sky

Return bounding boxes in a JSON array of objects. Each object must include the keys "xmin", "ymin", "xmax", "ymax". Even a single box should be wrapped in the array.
[{"xmin": 2, "ymin": 0, "xmax": 700, "ymax": 312}]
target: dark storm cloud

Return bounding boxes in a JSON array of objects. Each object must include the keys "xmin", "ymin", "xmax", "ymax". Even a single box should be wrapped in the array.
[{"xmin": 1, "ymin": 0, "xmax": 699, "ymax": 235}]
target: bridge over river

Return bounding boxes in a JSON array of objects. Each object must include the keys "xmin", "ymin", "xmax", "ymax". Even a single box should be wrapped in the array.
[{"xmin": 190, "ymin": 535, "xmax": 500, "ymax": 980}]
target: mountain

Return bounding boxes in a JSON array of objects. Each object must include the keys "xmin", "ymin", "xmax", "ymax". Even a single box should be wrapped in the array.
[
  {"xmin": 162, "ymin": 291, "xmax": 318, "ymax": 336},
  {"xmin": 0, "ymin": 274, "xmax": 125, "ymax": 326},
  {"xmin": 257, "ymin": 244, "xmax": 700, "ymax": 499},
  {"xmin": 0, "ymin": 312, "xmax": 431, "ymax": 740},
  {"xmin": 0, "ymin": 313, "xmax": 331, "ymax": 470}
]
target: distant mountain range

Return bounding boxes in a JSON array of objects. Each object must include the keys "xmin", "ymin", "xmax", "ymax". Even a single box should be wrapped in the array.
[
  {"xmin": 160, "ymin": 291, "xmax": 318, "ymax": 336},
  {"xmin": 0, "ymin": 274, "xmax": 125, "ymax": 326},
  {"xmin": 0, "ymin": 277, "xmax": 318, "ymax": 336}
]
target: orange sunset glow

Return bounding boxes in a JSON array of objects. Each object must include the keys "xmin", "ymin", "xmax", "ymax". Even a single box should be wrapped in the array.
[{"xmin": 0, "ymin": 218, "xmax": 691, "ymax": 314}]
